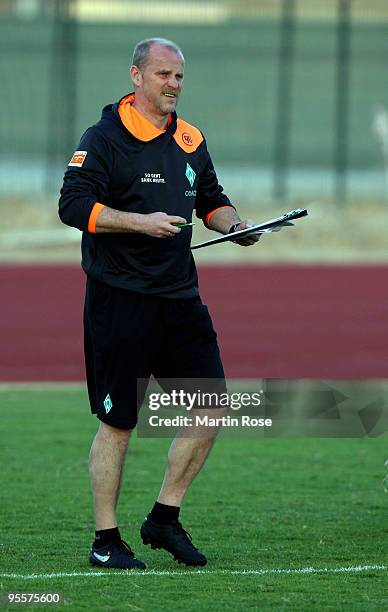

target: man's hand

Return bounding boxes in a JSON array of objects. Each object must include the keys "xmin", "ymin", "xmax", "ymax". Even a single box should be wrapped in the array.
[
  {"xmin": 140, "ymin": 212, "xmax": 186, "ymax": 238},
  {"xmin": 206, "ymin": 208, "xmax": 260, "ymax": 247},
  {"xmin": 230, "ymin": 219, "xmax": 260, "ymax": 247}
]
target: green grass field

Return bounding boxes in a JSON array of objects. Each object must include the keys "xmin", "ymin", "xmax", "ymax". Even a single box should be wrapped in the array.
[{"xmin": 1, "ymin": 387, "xmax": 387, "ymax": 611}]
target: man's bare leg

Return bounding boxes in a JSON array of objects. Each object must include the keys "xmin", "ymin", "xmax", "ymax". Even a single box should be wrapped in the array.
[
  {"xmin": 158, "ymin": 407, "xmax": 227, "ymax": 505},
  {"xmin": 140, "ymin": 408, "xmax": 226, "ymax": 565},
  {"xmin": 157, "ymin": 436, "xmax": 215, "ymax": 507},
  {"xmin": 89, "ymin": 421, "xmax": 132, "ymax": 530}
]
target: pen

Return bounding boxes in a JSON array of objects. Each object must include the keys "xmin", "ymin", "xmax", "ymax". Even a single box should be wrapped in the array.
[{"xmin": 175, "ymin": 222, "xmax": 195, "ymax": 228}]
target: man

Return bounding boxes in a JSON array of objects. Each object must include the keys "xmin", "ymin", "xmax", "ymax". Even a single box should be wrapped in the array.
[{"xmin": 59, "ymin": 38, "xmax": 258, "ymax": 570}]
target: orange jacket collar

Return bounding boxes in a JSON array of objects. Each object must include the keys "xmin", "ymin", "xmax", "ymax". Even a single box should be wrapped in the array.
[{"xmin": 118, "ymin": 93, "xmax": 172, "ymax": 141}]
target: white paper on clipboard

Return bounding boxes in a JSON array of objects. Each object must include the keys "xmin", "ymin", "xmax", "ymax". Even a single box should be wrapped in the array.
[{"xmin": 191, "ymin": 208, "xmax": 308, "ymax": 250}]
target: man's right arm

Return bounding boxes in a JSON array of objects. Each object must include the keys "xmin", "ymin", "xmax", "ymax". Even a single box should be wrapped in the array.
[
  {"xmin": 59, "ymin": 128, "xmax": 185, "ymax": 238},
  {"xmin": 94, "ymin": 207, "xmax": 185, "ymax": 238}
]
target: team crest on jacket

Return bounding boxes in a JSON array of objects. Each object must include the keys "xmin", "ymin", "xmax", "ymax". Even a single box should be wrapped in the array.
[
  {"xmin": 68, "ymin": 150, "xmax": 87, "ymax": 167},
  {"xmin": 185, "ymin": 163, "xmax": 196, "ymax": 187}
]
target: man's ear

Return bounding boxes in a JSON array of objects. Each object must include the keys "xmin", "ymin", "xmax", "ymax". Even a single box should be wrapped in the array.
[{"xmin": 130, "ymin": 65, "xmax": 142, "ymax": 87}]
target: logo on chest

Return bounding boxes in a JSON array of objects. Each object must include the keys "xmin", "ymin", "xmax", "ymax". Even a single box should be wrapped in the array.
[
  {"xmin": 185, "ymin": 163, "xmax": 197, "ymax": 197},
  {"xmin": 185, "ymin": 163, "xmax": 196, "ymax": 187}
]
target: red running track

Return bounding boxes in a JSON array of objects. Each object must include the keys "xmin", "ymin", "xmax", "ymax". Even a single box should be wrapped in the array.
[{"xmin": 0, "ymin": 264, "xmax": 387, "ymax": 381}]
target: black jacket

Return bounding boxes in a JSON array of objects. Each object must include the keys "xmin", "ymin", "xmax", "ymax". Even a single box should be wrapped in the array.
[{"xmin": 59, "ymin": 94, "xmax": 233, "ymax": 298}]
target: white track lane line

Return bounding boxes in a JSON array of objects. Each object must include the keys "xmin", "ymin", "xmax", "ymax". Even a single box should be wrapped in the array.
[{"xmin": 1, "ymin": 564, "xmax": 386, "ymax": 580}]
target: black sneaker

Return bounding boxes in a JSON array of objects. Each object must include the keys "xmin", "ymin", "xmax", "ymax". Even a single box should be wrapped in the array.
[
  {"xmin": 89, "ymin": 538, "xmax": 146, "ymax": 570},
  {"xmin": 140, "ymin": 515, "xmax": 207, "ymax": 566}
]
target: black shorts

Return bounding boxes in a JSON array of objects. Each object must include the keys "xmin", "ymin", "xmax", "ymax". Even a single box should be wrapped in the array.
[{"xmin": 84, "ymin": 278, "xmax": 225, "ymax": 429}]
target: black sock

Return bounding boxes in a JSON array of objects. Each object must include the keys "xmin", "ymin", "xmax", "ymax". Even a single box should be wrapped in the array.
[
  {"xmin": 150, "ymin": 501, "xmax": 180, "ymax": 524},
  {"xmin": 94, "ymin": 527, "xmax": 121, "ymax": 547}
]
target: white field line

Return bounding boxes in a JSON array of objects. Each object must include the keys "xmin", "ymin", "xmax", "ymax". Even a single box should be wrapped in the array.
[{"xmin": 0, "ymin": 565, "xmax": 386, "ymax": 580}]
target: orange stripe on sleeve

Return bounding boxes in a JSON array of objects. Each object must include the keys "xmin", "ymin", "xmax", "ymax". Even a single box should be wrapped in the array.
[
  {"xmin": 205, "ymin": 205, "xmax": 234, "ymax": 227},
  {"xmin": 88, "ymin": 202, "xmax": 105, "ymax": 233}
]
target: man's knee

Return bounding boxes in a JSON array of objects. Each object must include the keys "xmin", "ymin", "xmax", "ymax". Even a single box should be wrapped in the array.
[
  {"xmin": 186, "ymin": 405, "xmax": 228, "ymax": 439},
  {"xmin": 97, "ymin": 420, "xmax": 133, "ymax": 445}
]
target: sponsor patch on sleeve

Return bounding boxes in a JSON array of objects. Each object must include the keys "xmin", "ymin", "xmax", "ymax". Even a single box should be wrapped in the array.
[{"xmin": 68, "ymin": 150, "xmax": 87, "ymax": 167}]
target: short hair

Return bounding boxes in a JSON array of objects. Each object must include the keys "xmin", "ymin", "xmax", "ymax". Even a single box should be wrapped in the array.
[{"xmin": 132, "ymin": 38, "xmax": 184, "ymax": 71}]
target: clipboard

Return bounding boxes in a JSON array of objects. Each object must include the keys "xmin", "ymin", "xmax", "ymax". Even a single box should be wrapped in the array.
[{"xmin": 191, "ymin": 208, "xmax": 308, "ymax": 250}]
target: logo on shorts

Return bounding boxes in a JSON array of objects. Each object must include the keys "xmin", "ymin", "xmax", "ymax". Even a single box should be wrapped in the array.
[
  {"xmin": 185, "ymin": 163, "xmax": 196, "ymax": 188},
  {"xmin": 103, "ymin": 394, "xmax": 113, "ymax": 413}
]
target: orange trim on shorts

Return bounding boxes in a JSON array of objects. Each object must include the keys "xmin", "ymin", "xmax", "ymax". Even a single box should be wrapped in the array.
[
  {"xmin": 205, "ymin": 205, "xmax": 234, "ymax": 227},
  {"xmin": 88, "ymin": 202, "xmax": 105, "ymax": 233}
]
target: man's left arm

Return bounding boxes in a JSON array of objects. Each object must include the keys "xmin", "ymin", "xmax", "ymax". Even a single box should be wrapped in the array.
[
  {"xmin": 206, "ymin": 207, "xmax": 259, "ymax": 247},
  {"xmin": 195, "ymin": 153, "xmax": 259, "ymax": 247}
]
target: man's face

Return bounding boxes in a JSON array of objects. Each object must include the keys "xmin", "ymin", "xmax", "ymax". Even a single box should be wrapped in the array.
[{"xmin": 133, "ymin": 45, "xmax": 184, "ymax": 116}]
